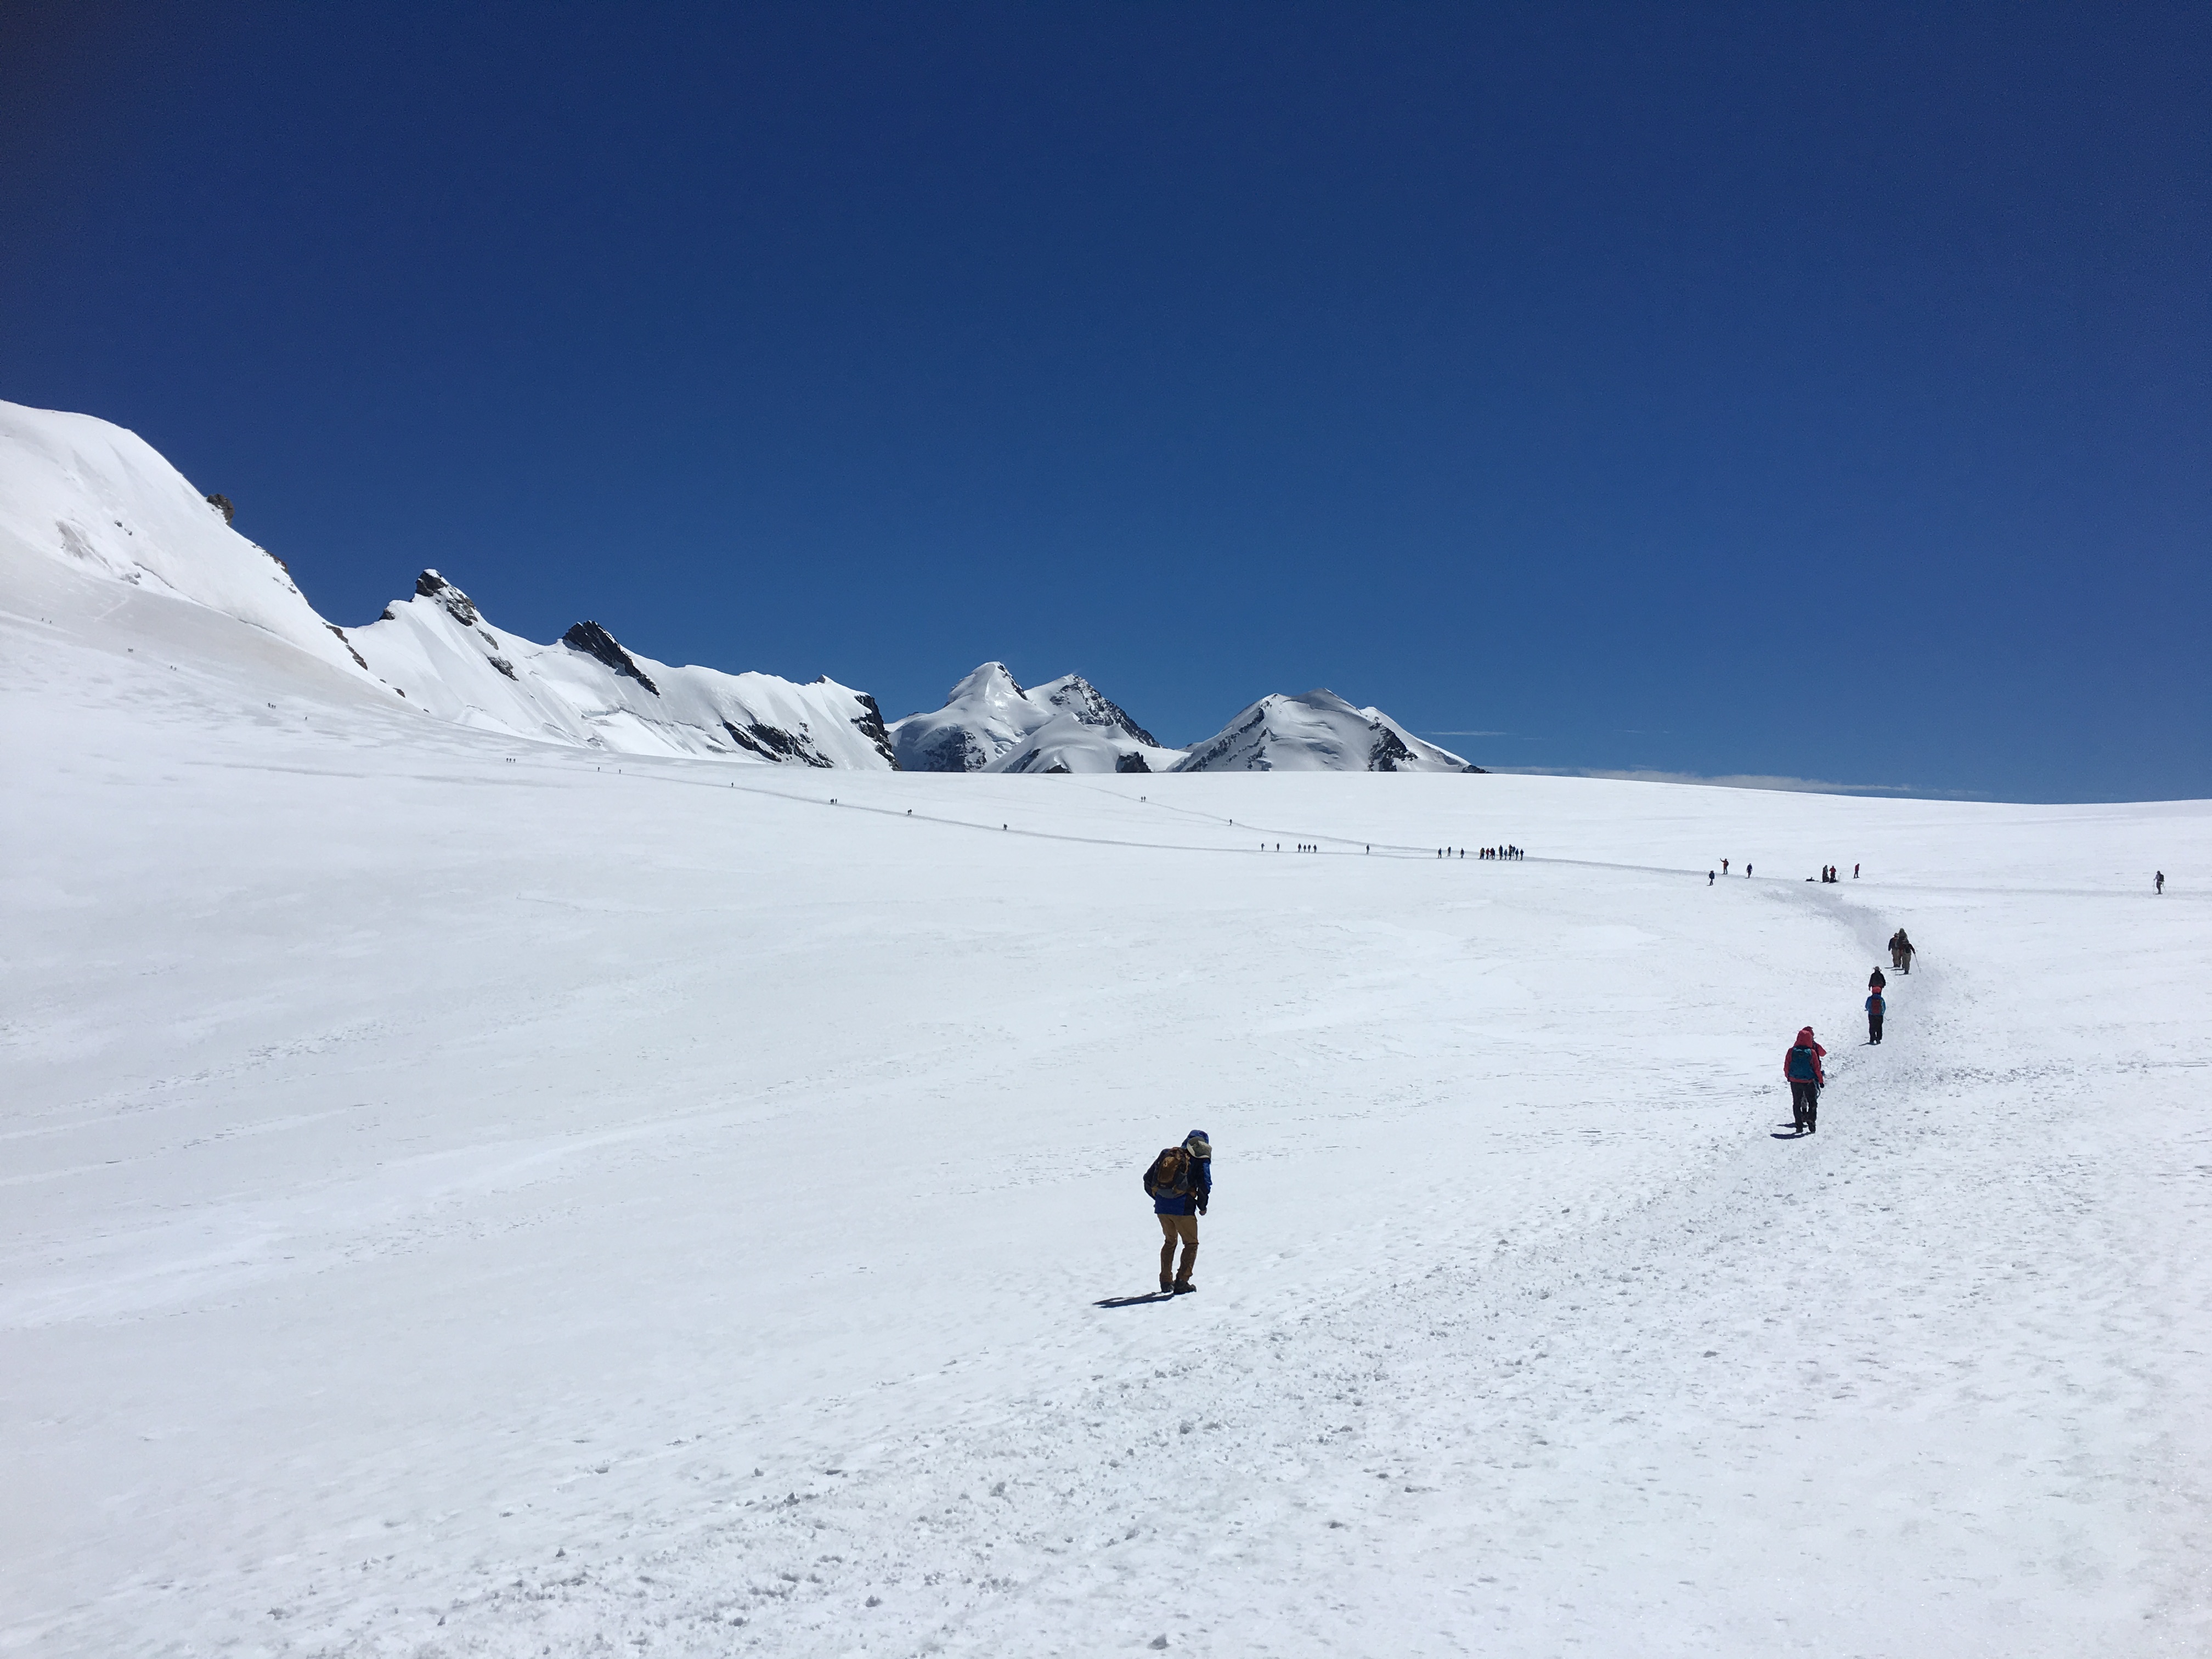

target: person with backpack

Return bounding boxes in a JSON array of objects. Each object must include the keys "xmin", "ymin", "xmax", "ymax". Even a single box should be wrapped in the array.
[
  {"xmin": 2155, "ymin": 871, "xmax": 2164, "ymax": 895},
  {"xmin": 1894, "ymin": 930, "xmax": 1914, "ymax": 974},
  {"xmin": 1785, "ymin": 1028, "xmax": 1826, "ymax": 1134},
  {"xmin": 1143, "ymin": 1130, "xmax": 1212, "ymax": 1294},
  {"xmin": 1869, "ymin": 965, "xmax": 1886, "ymax": 994},
  {"xmin": 1865, "ymin": 988, "xmax": 1886, "ymax": 1045}
]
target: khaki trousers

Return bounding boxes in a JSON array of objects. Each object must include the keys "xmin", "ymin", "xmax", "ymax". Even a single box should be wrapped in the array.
[{"xmin": 1158, "ymin": 1213, "xmax": 1198, "ymax": 1283}]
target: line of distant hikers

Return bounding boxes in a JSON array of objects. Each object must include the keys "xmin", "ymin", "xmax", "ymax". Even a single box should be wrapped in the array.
[
  {"xmin": 1130, "ymin": 927, "xmax": 1933, "ymax": 1288},
  {"xmin": 1781, "ymin": 932, "xmax": 1916, "ymax": 1136}
]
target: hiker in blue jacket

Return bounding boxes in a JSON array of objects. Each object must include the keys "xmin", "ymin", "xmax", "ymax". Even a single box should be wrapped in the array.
[
  {"xmin": 1866, "ymin": 989, "xmax": 1886, "ymax": 1045},
  {"xmin": 1144, "ymin": 1130, "xmax": 1212, "ymax": 1294}
]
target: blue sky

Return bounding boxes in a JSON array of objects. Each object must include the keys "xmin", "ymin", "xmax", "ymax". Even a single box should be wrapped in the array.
[{"xmin": 4, "ymin": 2, "xmax": 2205, "ymax": 800}]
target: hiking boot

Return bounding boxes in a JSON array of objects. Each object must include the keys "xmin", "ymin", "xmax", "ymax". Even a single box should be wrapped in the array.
[
  {"xmin": 1172, "ymin": 1280, "xmax": 1196, "ymax": 1294},
  {"xmin": 1160, "ymin": 1274, "xmax": 1173, "ymax": 1294}
]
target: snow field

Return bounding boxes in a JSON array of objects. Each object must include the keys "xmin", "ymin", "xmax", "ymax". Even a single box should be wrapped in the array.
[{"xmin": 4, "ymin": 566, "xmax": 2210, "ymax": 1655}]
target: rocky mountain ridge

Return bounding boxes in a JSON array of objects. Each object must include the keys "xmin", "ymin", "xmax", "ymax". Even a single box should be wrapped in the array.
[{"xmin": 1, "ymin": 397, "xmax": 1481, "ymax": 775}]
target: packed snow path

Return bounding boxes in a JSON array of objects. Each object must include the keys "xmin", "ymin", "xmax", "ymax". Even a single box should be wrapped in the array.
[{"xmin": 5, "ymin": 565, "xmax": 2211, "ymax": 1656}]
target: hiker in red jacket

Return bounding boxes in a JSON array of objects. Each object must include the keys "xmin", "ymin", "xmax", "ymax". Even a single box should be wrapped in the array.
[{"xmin": 1784, "ymin": 1027, "xmax": 1827, "ymax": 1134}]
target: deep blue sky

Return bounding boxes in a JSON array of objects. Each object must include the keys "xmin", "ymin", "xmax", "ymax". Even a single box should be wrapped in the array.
[{"xmin": 4, "ymin": 3, "xmax": 2206, "ymax": 798}]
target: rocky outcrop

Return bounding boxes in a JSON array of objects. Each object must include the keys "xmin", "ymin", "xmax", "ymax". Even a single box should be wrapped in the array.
[
  {"xmin": 415, "ymin": 569, "xmax": 481, "ymax": 628},
  {"xmin": 561, "ymin": 620, "xmax": 661, "ymax": 695}
]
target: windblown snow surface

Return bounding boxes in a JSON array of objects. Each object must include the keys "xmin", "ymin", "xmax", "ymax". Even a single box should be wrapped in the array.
[{"xmin": 6, "ymin": 549, "xmax": 2212, "ymax": 1658}]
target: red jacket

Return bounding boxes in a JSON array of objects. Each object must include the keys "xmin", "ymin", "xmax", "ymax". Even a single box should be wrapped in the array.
[{"xmin": 1784, "ymin": 1028, "xmax": 1826, "ymax": 1085}]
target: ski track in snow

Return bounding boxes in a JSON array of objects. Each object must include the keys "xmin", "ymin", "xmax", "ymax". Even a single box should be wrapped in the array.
[{"xmin": 5, "ymin": 564, "xmax": 2212, "ymax": 1657}]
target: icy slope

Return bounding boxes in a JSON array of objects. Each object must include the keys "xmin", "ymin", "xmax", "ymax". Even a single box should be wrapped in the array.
[
  {"xmin": 5, "ymin": 581, "xmax": 2209, "ymax": 1657},
  {"xmin": 0, "ymin": 398, "xmax": 373, "ymax": 684},
  {"xmin": 888, "ymin": 661, "xmax": 1182, "ymax": 772},
  {"xmin": 1176, "ymin": 686, "xmax": 1479, "ymax": 771},
  {"xmin": 346, "ymin": 570, "xmax": 896, "ymax": 766}
]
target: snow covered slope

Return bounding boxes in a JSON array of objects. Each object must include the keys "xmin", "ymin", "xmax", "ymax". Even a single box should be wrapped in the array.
[
  {"xmin": 888, "ymin": 661, "xmax": 1182, "ymax": 772},
  {"xmin": 1176, "ymin": 686, "xmax": 1479, "ymax": 771},
  {"xmin": 0, "ymin": 399, "xmax": 892, "ymax": 769},
  {"xmin": 345, "ymin": 569, "xmax": 896, "ymax": 766},
  {"xmin": 0, "ymin": 398, "xmax": 374, "ymax": 684},
  {"xmin": 7, "ymin": 570, "xmax": 2210, "ymax": 1658}
]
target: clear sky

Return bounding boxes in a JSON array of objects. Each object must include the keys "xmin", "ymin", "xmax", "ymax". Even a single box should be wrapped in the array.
[{"xmin": 4, "ymin": 3, "xmax": 2205, "ymax": 799}]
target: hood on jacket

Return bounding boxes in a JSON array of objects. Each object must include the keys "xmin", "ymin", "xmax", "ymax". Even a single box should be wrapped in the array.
[{"xmin": 1796, "ymin": 1027, "xmax": 1816, "ymax": 1045}]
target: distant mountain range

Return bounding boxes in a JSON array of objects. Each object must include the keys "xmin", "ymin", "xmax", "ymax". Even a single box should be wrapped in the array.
[{"xmin": 0, "ymin": 398, "xmax": 1481, "ymax": 775}]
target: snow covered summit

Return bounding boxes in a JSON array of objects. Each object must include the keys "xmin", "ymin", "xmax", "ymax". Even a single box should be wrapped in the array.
[
  {"xmin": 0, "ymin": 399, "xmax": 379, "ymax": 685},
  {"xmin": 889, "ymin": 662, "xmax": 1184, "ymax": 773},
  {"xmin": 1175, "ymin": 688, "xmax": 1480, "ymax": 772}
]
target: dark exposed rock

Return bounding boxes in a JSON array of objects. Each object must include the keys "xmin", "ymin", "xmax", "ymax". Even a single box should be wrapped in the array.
[
  {"xmin": 325, "ymin": 624, "xmax": 369, "ymax": 670},
  {"xmin": 1043, "ymin": 763, "xmax": 1071, "ymax": 774},
  {"xmin": 205, "ymin": 493, "xmax": 235, "ymax": 524},
  {"xmin": 415, "ymin": 569, "xmax": 481, "ymax": 628},
  {"xmin": 720, "ymin": 720, "xmax": 834, "ymax": 768},
  {"xmin": 1115, "ymin": 751, "xmax": 1153, "ymax": 774},
  {"xmin": 561, "ymin": 620, "xmax": 660, "ymax": 695},
  {"xmin": 1368, "ymin": 725, "xmax": 1414, "ymax": 771},
  {"xmin": 486, "ymin": 656, "xmax": 517, "ymax": 680},
  {"xmin": 841, "ymin": 687, "xmax": 900, "ymax": 769}
]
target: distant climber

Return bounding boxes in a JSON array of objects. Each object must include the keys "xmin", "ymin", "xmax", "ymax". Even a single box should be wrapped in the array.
[
  {"xmin": 1866, "ymin": 989, "xmax": 1886, "ymax": 1045},
  {"xmin": 1785, "ymin": 1028, "xmax": 1826, "ymax": 1134},
  {"xmin": 1889, "ymin": 929, "xmax": 1915, "ymax": 973},
  {"xmin": 1869, "ymin": 966, "xmax": 1886, "ymax": 993},
  {"xmin": 1143, "ymin": 1130, "xmax": 1212, "ymax": 1294},
  {"xmin": 1708, "ymin": 870, "xmax": 1715, "ymax": 885},
  {"xmin": 2155, "ymin": 871, "xmax": 2165, "ymax": 895}
]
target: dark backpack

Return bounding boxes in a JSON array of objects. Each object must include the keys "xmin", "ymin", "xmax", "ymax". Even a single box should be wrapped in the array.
[
  {"xmin": 1786, "ymin": 1044, "xmax": 1819, "ymax": 1081},
  {"xmin": 1143, "ymin": 1146, "xmax": 1194, "ymax": 1198}
]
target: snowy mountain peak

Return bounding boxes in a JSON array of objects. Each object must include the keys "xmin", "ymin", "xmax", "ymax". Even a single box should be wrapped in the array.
[
  {"xmin": 1030, "ymin": 674, "xmax": 1162, "ymax": 748},
  {"xmin": 947, "ymin": 661, "xmax": 1025, "ymax": 702},
  {"xmin": 1175, "ymin": 688, "xmax": 1478, "ymax": 773},
  {"xmin": 889, "ymin": 662, "xmax": 1183, "ymax": 773}
]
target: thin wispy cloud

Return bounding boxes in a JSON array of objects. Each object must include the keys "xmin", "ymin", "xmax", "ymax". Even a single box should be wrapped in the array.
[{"xmin": 1487, "ymin": 766, "xmax": 1990, "ymax": 801}]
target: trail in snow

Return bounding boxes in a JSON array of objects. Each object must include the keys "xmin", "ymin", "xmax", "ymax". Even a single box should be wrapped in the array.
[{"xmin": 4, "ymin": 555, "xmax": 2210, "ymax": 1657}]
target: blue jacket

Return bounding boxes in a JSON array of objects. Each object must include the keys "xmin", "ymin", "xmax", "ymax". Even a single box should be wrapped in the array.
[
  {"xmin": 1151, "ymin": 1136, "xmax": 1214, "ymax": 1216},
  {"xmin": 1866, "ymin": 994, "xmax": 1885, "ymax": 1014}
]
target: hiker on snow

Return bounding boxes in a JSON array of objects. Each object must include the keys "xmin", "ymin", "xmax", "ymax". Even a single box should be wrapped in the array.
[
  {"xmin": 1891, "ymin": 930, "xmax": 1915, "ymax": 973},
  {"xmin": 1866, "ymin": 989, "xmax": 1886, "ymax": 1045},
  {"xmin": 1785, "ymin": 1028, "xmax": 1826, "ymax": 1134},
  {"xmin": 1869, "ymin": 965, "xmax": 1886, "ymax": 993},
  {"xmin": 1144, "ymin": 1130, "xmax": 1212, "ymax": 1294}
]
